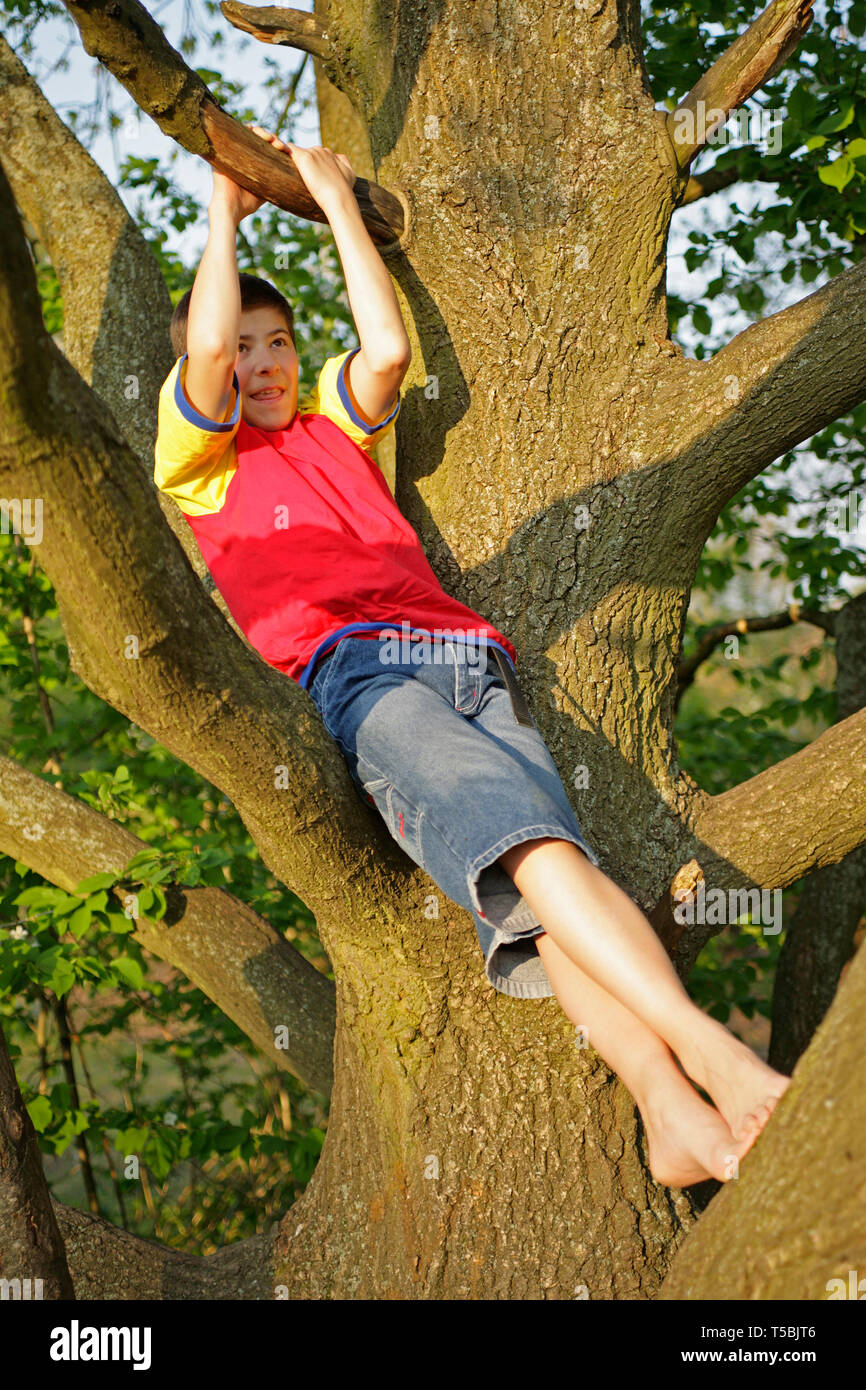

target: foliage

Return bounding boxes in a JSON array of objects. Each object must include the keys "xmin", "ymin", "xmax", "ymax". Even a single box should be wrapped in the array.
[{"xmin": 645, "ymin": 0, "xmax": 866, "ymax": 347}]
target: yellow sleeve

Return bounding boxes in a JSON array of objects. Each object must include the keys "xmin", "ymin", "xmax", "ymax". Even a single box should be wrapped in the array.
[
  {"xmin": 298, "ymin": 347, "xmax": 401, "ymax": 452},
  {"xmin": 154, "ymin": 355, "xmax": 240, "ymax": 516}
]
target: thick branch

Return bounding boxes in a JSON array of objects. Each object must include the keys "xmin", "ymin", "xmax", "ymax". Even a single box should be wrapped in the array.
[
  {"xmin": 658, "ymin": 597, "xmax": 865, "ymax": 961},
  {"xmin": 656, "ymin": 707, "xmax": 866, "ymax": 963},
  {"xmin": 695, "ymin": 707, "xmax": 866, "ymax": 889},
  {"xmin": 768, "ymin": 848, "xmax": 866, "ymax": 1071},
  {"xmin": 53, "ymin": 1200, "xmax": 274, "ymax": 1298},
  {"xmin": 60, "ymin": 0, "xmax": 403, "ymax": 244},
  {"xmin": 680, "ymin": 163, "xmax": 783, "ymax": 205},
  {"xmin": 647, "ymin": 257, "xmax": 866, "ymax": 512},
  {"xmin": 676, "ymin": 604, "xmax": 834, "ymax": 707},
  {"xmin": 668, "ymin": 0, "xmax": 814, "ymax": 169},
  {"xmin": 0, "ymin": 757, "xmax": 336, "ymax": 1095},
  {"xmin": 0, "ymin": 1023, "xmax": 75, "ymax": 1299},
  {"xmin": 768, "ymin": 589, "xmax": 866, "ymax": 1072},
  {"xmin": 0, "ymin": 34, "xmax": 169, "ymax": 467},
  {"xmin": 220, "ymin": 2, "xmax": 331, "ymax": 58}
]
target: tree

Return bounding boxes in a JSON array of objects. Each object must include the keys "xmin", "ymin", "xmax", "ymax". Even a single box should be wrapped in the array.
[{"xmin": 0, "ymin": 0, "xmax": 864, "ymax": 1299}]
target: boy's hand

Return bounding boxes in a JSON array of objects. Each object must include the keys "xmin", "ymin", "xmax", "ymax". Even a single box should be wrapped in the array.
[
  {"xmin": 248, "ymin": 126, "xmax": 356, "ymax": 214},
  {"xmin": 209, "ymin": 160, "xmax": 265, "ymax": 226}
]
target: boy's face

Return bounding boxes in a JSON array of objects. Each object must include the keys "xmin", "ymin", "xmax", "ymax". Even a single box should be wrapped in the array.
[{"xmin": 234, "ymin": 306, "xmax": 298, "ymax": 430}]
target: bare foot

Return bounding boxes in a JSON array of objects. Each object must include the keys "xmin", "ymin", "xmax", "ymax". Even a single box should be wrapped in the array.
[
  {"xmin": 639, "ymin": 1067, "xmax": 752, "ymax": 1188},
  {"xmin": 677, "ymin": 1019, "xmax": 790, "ymax": 1155}
]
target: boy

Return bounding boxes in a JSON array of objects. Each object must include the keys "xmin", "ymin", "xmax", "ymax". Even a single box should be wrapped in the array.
[{"xmin": 154, "ymin": 126, "xmax": 790, "ymax": 1189}]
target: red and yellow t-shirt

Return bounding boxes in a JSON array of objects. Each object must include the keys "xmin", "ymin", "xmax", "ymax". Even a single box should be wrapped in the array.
[{"xmin": 154, "ymin": 347, "xmax": 517, "ymax": 687}]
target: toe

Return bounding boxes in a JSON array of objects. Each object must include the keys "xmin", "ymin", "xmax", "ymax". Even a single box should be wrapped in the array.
[{"xmin": 733, "ymin": 1111, "xmax": 762, "ymax": 1142}]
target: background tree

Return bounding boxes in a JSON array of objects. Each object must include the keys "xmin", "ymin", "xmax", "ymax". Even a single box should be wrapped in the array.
[{"xmin": 0, "ymin": 0, "xmax": 864, "ymax": 1299}]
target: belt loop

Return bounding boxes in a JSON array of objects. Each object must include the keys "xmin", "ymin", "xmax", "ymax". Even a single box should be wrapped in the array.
[
  {"xmin": 491, "ymin": 647, "xmax": 534, "ymax": 726},
  {"xmin": 446, "ymin": 639, "xmax": 458, "ymax": 707}
]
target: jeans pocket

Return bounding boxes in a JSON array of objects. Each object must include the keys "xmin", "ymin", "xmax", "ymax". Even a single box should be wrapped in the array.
[
  {"xmin": 361, "ymin": 774, "xmax": 390, "ymax": 812},
  {"xmin": 362, "ymin": 775, "xmax": 426, "ymax": 870}
]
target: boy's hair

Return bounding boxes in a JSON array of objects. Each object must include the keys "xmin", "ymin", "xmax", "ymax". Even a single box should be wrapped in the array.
[{"xmin": 170, "ymin": 273, "xmax": 295, "ymax": 358}]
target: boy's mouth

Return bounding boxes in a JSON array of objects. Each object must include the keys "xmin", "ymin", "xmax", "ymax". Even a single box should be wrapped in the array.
[{"xmin": 250, "ymin": 386, "xmax": 284, "ymax": 402}]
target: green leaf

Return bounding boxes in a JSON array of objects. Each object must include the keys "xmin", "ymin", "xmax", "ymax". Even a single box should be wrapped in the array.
[
  {"xmin": 74, "ymin": 871, "xmax": 123, "ymax": 893},
  {"xmin": 67, "ymin": 904, "xmax": 93, "ymax": 940},
  {"xmin": 46, "ymin": 959, "xmax": 76, "ymax": 998},
  {"xmin": 786, "ymin": 85, "xmax": 817, "ymax": 128},
  {"xmin": 27, "ymin": 1095, "xmax": 53, "ymax": 1132},
  {"xmin": 134, "ymin": 886, "xmax": 155, "ymax": 915},
  {"xmin": 815, "ymin": 102, "xmax": 855, "ymax": 135},
  {"xmin": 14, "ymin": 886, "xmax": 68, "ymax": 909},
  {"xmin": 212, "ymin": 1124, "xmax": 249, "ymax": 1154},
  {"xmin": 818, "ymin": 157, "xmax": 855, "ymax": 191},
  {"xmin": 115, "ymin": 1126, "xmax": 149, "ymax": 1155},
  {"xmin": 112, "ymin": 956, "xmax": 144, "ymax": 990},
  {"xmin": 105, "ymin": 911, "xmax": 136, "ymax": 935}
]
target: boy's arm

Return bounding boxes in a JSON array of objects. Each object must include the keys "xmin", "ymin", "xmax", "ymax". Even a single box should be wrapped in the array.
[
  {"xmin": 282, "ymin": 141, "xmax": 412, "ymax": 418},
  {"xmin": 183, "ymin": 166, "xmax": 265, "ymax": 422}
]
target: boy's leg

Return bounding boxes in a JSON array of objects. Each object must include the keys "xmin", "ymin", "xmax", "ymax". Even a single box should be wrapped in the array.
[
  {"xmin": 533, "ymin": 928, "xmax": 747, "ymax": 1186},
  {"xmin": 499, "ymin": 837, "xmax": 790, "ymax": 1151}
]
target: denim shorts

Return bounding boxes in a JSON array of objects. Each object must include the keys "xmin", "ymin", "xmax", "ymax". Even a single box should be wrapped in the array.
[{"xmin": 308, "ymin": 635, "xmax": 600, "ymax": 999}]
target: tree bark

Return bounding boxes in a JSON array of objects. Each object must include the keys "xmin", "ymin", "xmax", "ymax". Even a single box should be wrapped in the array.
[
  {"xmin": 60, "ymin": 0, "xmax": 404, "ymax": 243},
  {"xmin": 0, "ymin": 31, "xmax": 262, "ymax": 634},
  {"xmin": 669, "ymin": 0, "xmax": 815, "ymax": 168},
  {"xmin": 0, "ymin": 1023, "xmax": 75, "ymax": 1299},
  {"xmin": 53, "ymin": 1201, "xmax": 273, "ymax": 1299}
]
